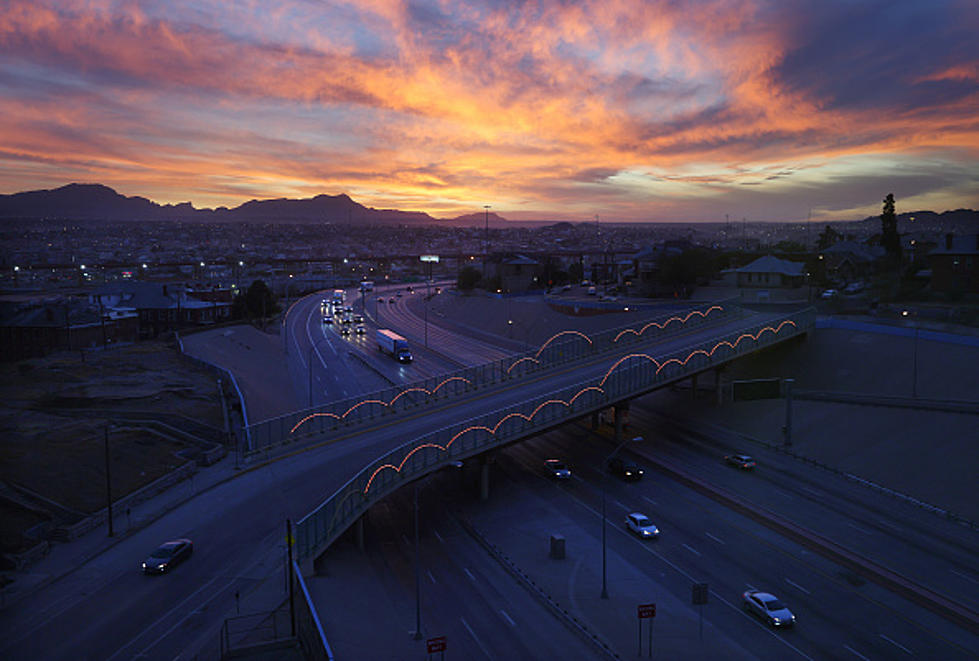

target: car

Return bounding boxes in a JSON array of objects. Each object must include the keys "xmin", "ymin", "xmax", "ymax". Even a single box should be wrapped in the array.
[
  {"xmin": 406, "ymin": 286, "xmax": 414, "ymax": 293},
  {"xmin": 377, "ymin": 296, "xmax": 384, "ymax": 303},
  {"xmin": 843, "ymin": 281, "xmax": 865, "ymax": 294},
  {"xmin": 625, "ymin": 512, "xmax": 660, "ymax": 538},
  {"xmin": 742, "ymin": 590, "xmax": 796, "ymax": 627},
  {"xmin": 396, "ymin": 291, "xmax": 402, "ymax": 298},
  {"xmin": 608, "ymin": 456, "xmax": 643, "ymax": 481},
  {"xmin": 587, "ymin": 286, "xmax": 597, "ymax": 296},
  {"xmin": 142, "ymin": 538, "xmax": 193, "ymax": 574},
  {"xmin": 322, "ymin": 316, "xmax": 333, "ymax": 325},
  {"xmin": 820, "ymin": 288, "xmax": 838, "ymax": 300},
  {"xmin": 353, "ymin": 314, "xmax": 364, "ymax": 323},
  {"xmin": 544, "ymin": 459, "xmax": 571, "ymax": 479},
  {"xmin": 434, "ymin": 287, "xmax": 442, "ymax": 294},
  {"xmin": 725, "ymin": 454, "xmax": 756, "ymax": 469},
  {"xmin": 344, "ymin": 305, "xmax": 354, "ymax": 313},
  {"xmin": 340, "ymin": 325, "xmax": 351, "ymax": 336},
  {"xmin": 389, "ymin": 297, "xmax": 396, "ymax": 303},
  {"xmin": 355, "ymin": 324, "xmax": 366, "ymax": 335}
]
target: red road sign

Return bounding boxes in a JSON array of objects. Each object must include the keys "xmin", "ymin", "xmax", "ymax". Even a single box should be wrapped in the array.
[
  {"xmin": 638, "ymin": 603, "xmax": 656, "ymax": 619},
  {"xmin": 427, "ymin": 636, "xmax": 447, "ymax": 653}
]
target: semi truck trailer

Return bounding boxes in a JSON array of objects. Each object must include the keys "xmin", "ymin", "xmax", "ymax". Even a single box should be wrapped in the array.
[{"xmin": 377, "ymin": 329, "xmax": 412, "ymax": 363}]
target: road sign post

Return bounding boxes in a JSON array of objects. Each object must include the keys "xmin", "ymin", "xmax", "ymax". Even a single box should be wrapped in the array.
[
  {"xmin": 692, "ymin": 583, "xmax": 708, "ymax": 641},
  {"xmin": 638, "ymin": 603, "xmax": 655, "ymax": 657},
  {"xmin": 426, "ymin": 635, "xmax": 446, "ymax": 660}
]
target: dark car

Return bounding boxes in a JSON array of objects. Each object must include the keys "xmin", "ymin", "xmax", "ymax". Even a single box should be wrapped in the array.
[
  {"xmin": 608, "ymin": 456, "xmax": 643, "ymax": 481},
  {"xmin": 389, "ymin": 297, "xmax": 396, "ymax": 303},
  {"xmin": 142, "ymin": 538, "xmax": 193, "ymax": 574},
  {"xmin": 340, "ymin": 325, "xmax": 351, "ymax": 336},
  {"xmin": 725, "ymin": 454, "xmax": 756, "ymax": 469}
]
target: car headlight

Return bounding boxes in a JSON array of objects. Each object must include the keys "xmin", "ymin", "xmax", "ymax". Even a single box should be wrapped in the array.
[{"xmin": 142, "ymin": 563, "xmax": 146, "ymax": 569}]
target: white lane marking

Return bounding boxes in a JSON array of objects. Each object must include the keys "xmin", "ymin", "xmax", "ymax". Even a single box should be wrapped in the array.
[
  {"xmin": 433, "ymin": 529, "xmax": 444, "ymax": 543},
  {"xmin": 798, "ymin": 485, "xmax": 822, "ymax": 498},
  {"xmin": 642, "ymin": 496, "xmax": 659, "ymax": 507},
  {"xmin": 876, "ymin": 519, "xmax": 902, "ymax": 532},
  {"xmin": 950, "ymin": 568, "xmax": 979, "ymax": 585},
  {"xmin": 105, "ymin": 573, "xmax": 226, "ymax": 661},
  {"xmin": 844, "ymin": 644, "xmax": 871, "ymax": 660},
  {"xmin": 460, "ymin": 616, "xmax": 492, "ymax": 659},
  {"xmin": 785, "ymin": 578, "xmax": 811, "ymax": 595},
  {"xmin": 879, "ymin": 633, "xmax": 912, "ymax": 655},
  {"xmin": 427, "ymin": 570, "xmax": 436, "ymax": 584},
  {"xmin": 613, "ymin": 499, "xmax": 629, "ymax": 511},
  {"xmin": 846, "ymin": 523, "xmax": 872, "ymax": 535},
  {"xmin": 464, "ymin": 568, "xmax": 477, "ymax": 582},
  {"xmin": 575, "ymin": 492, "xmax": 814, "ymax": 659},
  {"xmin": 500, "ymin": 609, "xmax": 516, "ymax": 627},
  {"xmin": 682, "ymin": 543, "xmax": 701, "ymax": 557},
  {"xmin": 745, "ymin": 583, "xmax": 757, "ymax": 591},
  {"xmin": 705, "ymin": 532, "xmax": 725, "ymax": 545}
]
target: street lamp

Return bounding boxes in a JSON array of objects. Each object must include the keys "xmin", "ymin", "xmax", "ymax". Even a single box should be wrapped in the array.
[
  {"xmin": 420, "ymin": 255, "xmax": 439, "ymax": 348},
  {"xmin": 308, "ymin": 336, "xmax": 332, "ymax": 409},
  {"xmin": 602, "ymin": 435, "xmax": 644, "ymax": 599}
]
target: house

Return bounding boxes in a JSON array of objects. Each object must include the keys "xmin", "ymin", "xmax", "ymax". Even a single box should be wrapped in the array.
[
  {"xmin": 735, "ymin": 255, "xmax": 805, "ymax": 288},
  {"xmin": 91, "ymin": 281, "xmax": 233, "ymax": 338},
  {"xmin": 488, "ymin": 254, "xmax": 541, "ymax": 291},
  {"xmin": 821, "ymin": 241, "xmax": 884, "ymax": 284},
  {"xmin": 0, "ymin": 298, "xmax": 139, "ymax": 361},
  {"xmin": 928, "ymin": 234, "xmax": 979, "ymax": 294}
]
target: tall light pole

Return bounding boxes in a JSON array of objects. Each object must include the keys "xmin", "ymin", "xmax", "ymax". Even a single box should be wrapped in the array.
[
  {"xmin": 413, "ymin": 480, "xmax": 423, "ymax": 640},
  {"xmin": 483, "ymin": 205, "xmax": 491, "ymax": 280},
  {"xmin": 420, "ymin": 255, "xmax": 439, "ymax": 348},
  {"xmin": 602, "ymin": 435, "xmax": 643, "ymax": 599}
]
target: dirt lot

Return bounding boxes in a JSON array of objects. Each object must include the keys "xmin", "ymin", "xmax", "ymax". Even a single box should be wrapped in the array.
[{"xmin": 0, "ymin": 341, "xmax": 224, "ymax": 553}]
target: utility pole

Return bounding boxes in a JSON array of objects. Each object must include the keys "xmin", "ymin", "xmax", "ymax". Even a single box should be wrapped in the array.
[
  {"xmin": 104, "ymin": 424, "xmax": 114, "ymax": 536},
  {"xmin": 483, "ymin": 205, "xmax": 491, "ymax": 280}
]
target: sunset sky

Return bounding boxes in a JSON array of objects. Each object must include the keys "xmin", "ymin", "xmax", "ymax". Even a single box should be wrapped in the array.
[{"xmin": 1, "ymin": 0, "xmax": 977, "ymax": 222}]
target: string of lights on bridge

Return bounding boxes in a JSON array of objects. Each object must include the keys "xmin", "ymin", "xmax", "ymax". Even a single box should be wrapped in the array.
[{"xmin": 361, "ymin": 318, "xmax": 797, "ymax": 494}]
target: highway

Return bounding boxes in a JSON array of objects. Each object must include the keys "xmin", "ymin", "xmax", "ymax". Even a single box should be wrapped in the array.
[
  {"xmin": 2, "ymin": 290, "xmax": 785, "ymax": 660},
  {"xmin": 5, "ymin": 286, "xmax": 974, "ymax": 660}
]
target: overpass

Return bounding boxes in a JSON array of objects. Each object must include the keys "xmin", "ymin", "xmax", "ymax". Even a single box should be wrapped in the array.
[{"xmin": 273, "ymin": 302, "xmax": 816, "ymax": 570}]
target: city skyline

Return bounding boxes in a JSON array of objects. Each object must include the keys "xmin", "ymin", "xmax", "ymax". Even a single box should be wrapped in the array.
[{"xmin": 1, "ymin": 0, "xmax": 977, "ymax": 223}]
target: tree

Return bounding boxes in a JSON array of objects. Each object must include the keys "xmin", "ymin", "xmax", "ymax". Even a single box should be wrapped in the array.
[
  {"xmin": 242, "ymin": 280, "xmax": 276, "ymax": 319},
  {"xmin": 817, "ymin": 225, "xmax": 841, "ymax": 250},
  {"xmin": 880, "ymin": 193, "xmax": 902, "ymax": 263},
  {"xmin": 457, "ymin": 266, "xmax": 481, "ymax": 291}
]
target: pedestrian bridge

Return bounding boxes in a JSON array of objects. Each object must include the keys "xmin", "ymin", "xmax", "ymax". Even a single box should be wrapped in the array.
[{"xmin": 290, "ymin": 303, "xmax": 816, "ymax": 569}]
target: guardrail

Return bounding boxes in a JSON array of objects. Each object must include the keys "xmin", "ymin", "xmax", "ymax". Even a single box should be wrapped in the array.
[
  {"xmin": 295, "ymin": 307, "xmax": 815, "ymax": 565},
  {"xmin": 247, "ymin": 302, "xmax": 741, "ymax": 454}
]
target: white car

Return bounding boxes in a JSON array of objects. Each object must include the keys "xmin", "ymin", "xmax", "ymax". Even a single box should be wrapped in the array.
[
  {"xmin": 820, "ymin": 289, "xmax": 838, "ymax": 300},
  {"xmin": 625, "ymin": 512, "xmax": 659, "ymax": 538},
  {"xmin": 742, "ymin": 590, "xmax": 796, "ymax": 627},
  {"xmin": 545, "ymin": 459, "xmax": 571, "ymax": 479}
]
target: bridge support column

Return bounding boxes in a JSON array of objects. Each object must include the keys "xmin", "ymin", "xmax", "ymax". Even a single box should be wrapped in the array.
[
  {"xmin": 613, "ymin": 402, "xmax": 628, "ymax": 445},
  {"xmin": 480, "ymin": 458, "xmax": 490, "ymax": 501},
  {"xmin": 355, "ymin": 515, "xmax": 365, "ymax": 551},
  {"xmin": 691, "ymin": 373, "xmax": 698, "ymax": 400},
  {"xmin": 591, "ymin": 411, "xmax": 599, "ymax": 430},
  {"xmin": 715, "ymin": 369, "xmax": 724, "ymax": 406}
]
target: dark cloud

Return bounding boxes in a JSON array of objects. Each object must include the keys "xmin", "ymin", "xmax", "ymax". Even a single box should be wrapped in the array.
[{"xmin": 770, "ymin": 0, "xmax": 978, "ymax": 112}]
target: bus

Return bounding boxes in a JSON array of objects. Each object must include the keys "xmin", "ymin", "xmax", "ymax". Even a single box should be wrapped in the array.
[{"xmin": 360, "ymin": 280, "xmax": 375, "ymax": 291}]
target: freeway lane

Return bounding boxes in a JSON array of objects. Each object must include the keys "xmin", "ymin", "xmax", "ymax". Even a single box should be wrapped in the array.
[
  {"xmin": 1, "ymin": 302, "xmax": 796, "ymax": 660},
  {"xmin": 633, "ymin": 408, "xmax": 979, "ymax": 619},
  {"xmin": 485, "ymin": 423, "xmax": 977, "ymax": 659}
]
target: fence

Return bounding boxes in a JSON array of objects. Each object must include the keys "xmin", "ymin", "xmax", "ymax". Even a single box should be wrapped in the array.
[
  {"xmin": 247, "ymin": 302, "xmax": 741, "ymax": 455},
  {"xmin": 295, "ymin": 307, "xmax": 815, "ymax": 563}
]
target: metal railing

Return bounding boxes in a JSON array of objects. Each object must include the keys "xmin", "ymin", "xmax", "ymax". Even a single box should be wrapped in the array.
[
  {"xmin": 295, "ymin": 307, "xmax": 815, "ymax": 563},
  {"xmin": 247, "ymin": 302, "xmax": 739, "ymax": 454}
]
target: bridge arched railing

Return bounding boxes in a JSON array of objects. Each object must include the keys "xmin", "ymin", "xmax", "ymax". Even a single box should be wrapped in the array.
[
  {"xmin": 295, "ymin": 307, "xmax": 815, "ymax": 563},
  {"xmin": 247, "ymin": 302, "xmax": 739, "ymax": 455}
]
